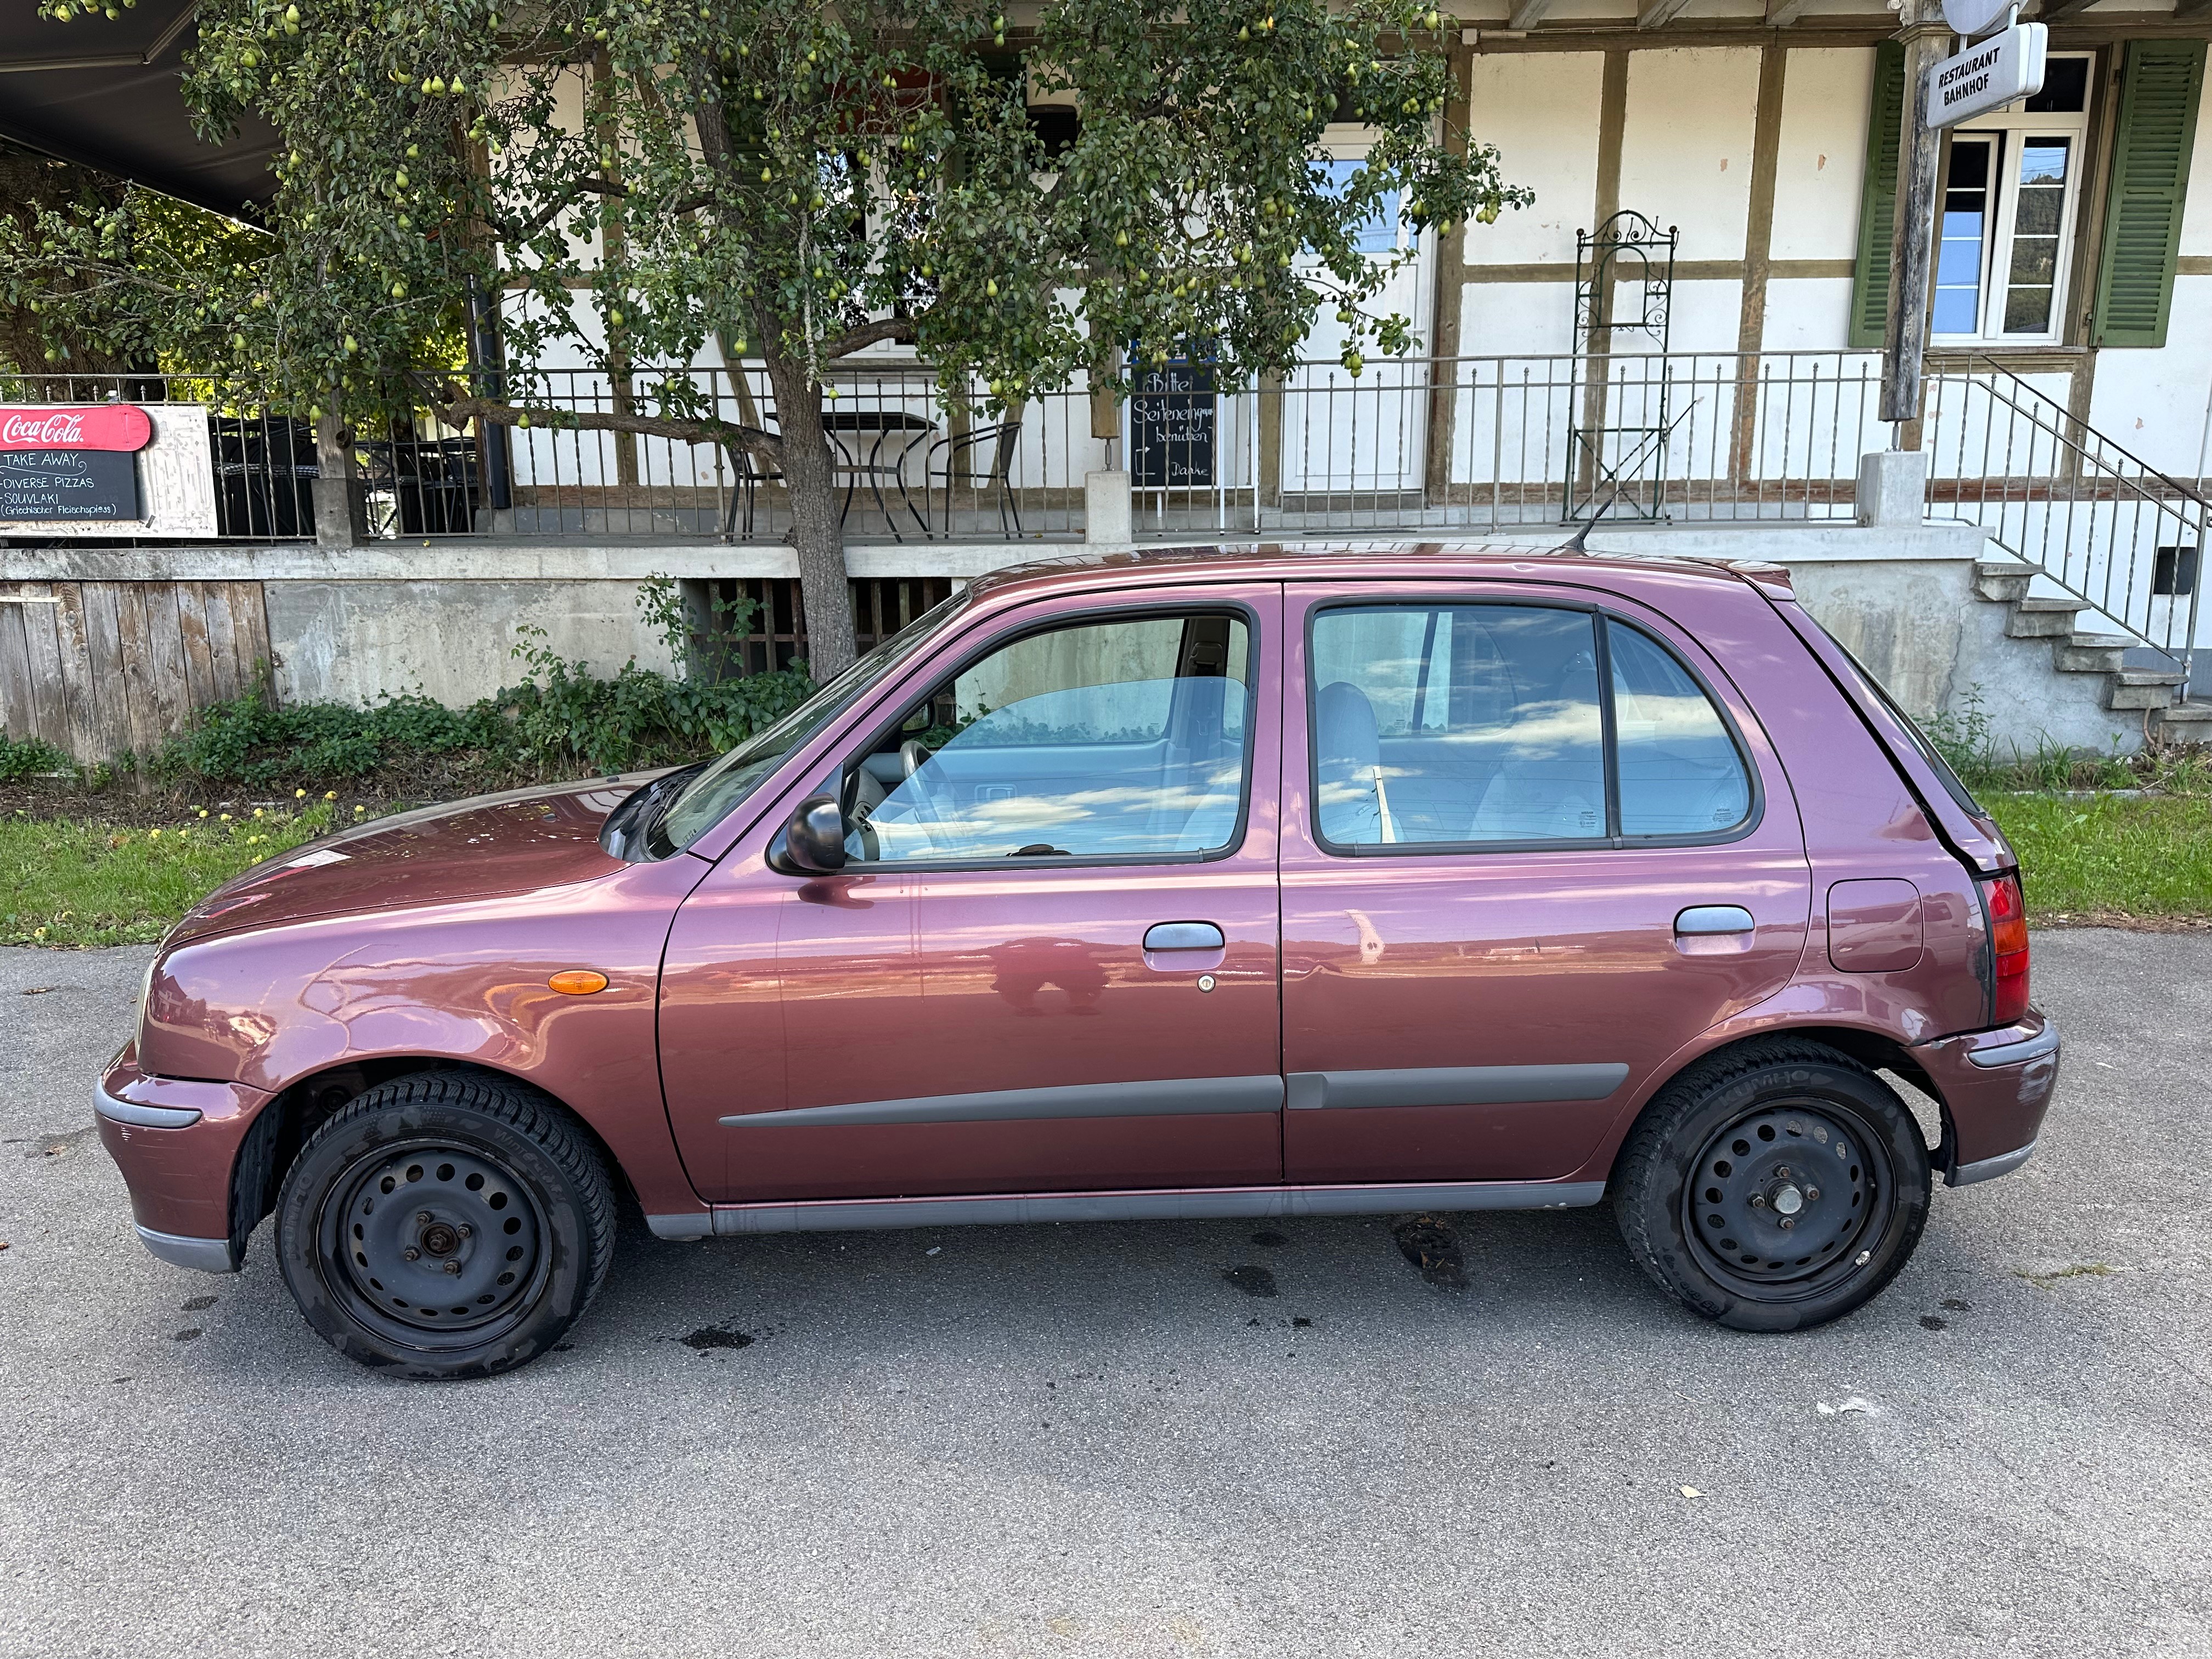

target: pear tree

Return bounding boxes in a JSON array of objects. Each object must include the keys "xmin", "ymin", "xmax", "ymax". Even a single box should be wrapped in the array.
[{"xmin": 18, "ymin": 0, "xmax": 1527, "ymax": 674}]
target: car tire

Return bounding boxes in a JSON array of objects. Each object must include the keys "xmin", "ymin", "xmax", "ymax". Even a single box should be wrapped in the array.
[
  {"xmin": 274, "ymin": 1070, "xmax": 616, "ymax": 1380},
  {"xmin": 1612, "ymin": 1037, "xmax": 1931, "ymax": 1333}
]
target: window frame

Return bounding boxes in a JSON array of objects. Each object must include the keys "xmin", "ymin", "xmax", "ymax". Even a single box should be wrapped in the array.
[
  {"xmin": 826, "ymin": 598, "xmax": 1264, "ymax": 874},
  {"xmin": 1302, "ymin": 596, "xmax": 1764, "ymax": 860},
  {"xmin": 1931, "ymin": 51, "xmax": 2096, "ymax": 349}
]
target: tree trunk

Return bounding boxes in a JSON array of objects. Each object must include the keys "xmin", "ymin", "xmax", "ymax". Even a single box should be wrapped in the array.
[{"xmin": 762, "ymin": 352, "xmax": 859, "ymax": 679}]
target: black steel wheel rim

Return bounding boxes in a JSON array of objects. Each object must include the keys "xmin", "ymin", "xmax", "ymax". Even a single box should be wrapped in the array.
[
  {"xmin": 1683, "ymin": 1099, "xmax": 1893, "ymax": 1299},
  {"xmin": 318, "ymin": 1140, "xmax": 550, "ymax": 1350}
]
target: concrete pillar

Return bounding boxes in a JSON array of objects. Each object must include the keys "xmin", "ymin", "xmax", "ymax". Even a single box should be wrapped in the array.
[
  {"xmin": 1085, "ymin": 469, "xmax": 1133, "ymax": 551},
  {"xmin": 1857, "ymin": 448, "xmax": 1929, "ymax": 528}
]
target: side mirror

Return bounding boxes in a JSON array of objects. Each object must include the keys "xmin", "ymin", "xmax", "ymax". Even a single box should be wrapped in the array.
[{"xmin": 771, "ymin": 794, "xmax": 848, "ymax": 875}]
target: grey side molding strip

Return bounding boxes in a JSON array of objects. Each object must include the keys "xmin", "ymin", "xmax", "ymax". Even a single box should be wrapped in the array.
[
  {"xmin": 1947, "ymin": 1139, "xmax": 2037, "ymax": 1187},
  {"xmin": 721, "ymin": 1074, "xmax": 1284, "ymax": 1130},
  {"xmin": 93, "ymin": 1080, "xmax": 202, "ymax": 1130},
  {"xmin": 1965, "ymin": 1025, "xmax": 2061, "ymax": 1069},
  {"xmin": 689, "ymin": 1179, "xmax": 1607, "ymax": 1236},
  {"xmin": 1286, "ymin": 1063, "xmax": 1630, "ymax": 1111},
  {"xmin": 135, "ymin": 1226, "xmax": 242, "ymax": 1273}
]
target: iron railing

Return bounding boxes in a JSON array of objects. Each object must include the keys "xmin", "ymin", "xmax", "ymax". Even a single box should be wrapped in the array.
[
  {"xmin": 6, "ymin": 357, "xmax": 2207, "ymax": 668},
  {"xmin": 1923, "ymin": 354, "xmax": 2208, "ymax": 665}
]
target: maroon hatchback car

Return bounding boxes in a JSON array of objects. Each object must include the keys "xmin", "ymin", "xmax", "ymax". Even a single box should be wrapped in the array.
[{"xmin": 96, "ymin": 547, "xmax": 2057, "ymax": 1378}]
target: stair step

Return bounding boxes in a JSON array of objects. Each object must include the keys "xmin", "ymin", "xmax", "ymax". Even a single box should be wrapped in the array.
[
  {"xmin": 2109, "ymin": 682, "xmax": 2182, "ymax": 710},
  {"xmin": 2056, "ymin": 638, "xmax": 2129, "ymax": 673},
  {"xmin": 1973, "ymin": 560, "xmax": 2035, "ymax": 601},
  {"xmin": 2152, "ymin": 701, "xmax": 2212, "ymax": 728},
  {"xmin": 2009, "ymin": 607, "xmax": 2089, "ymax": 638},
  {"xmin": 2115, "ymin": 669, "xmax": 2190, "ymax": 687},
  {"xmin": 2016, "ymin": 596, "xmax": 2094, "ymax": 612}
]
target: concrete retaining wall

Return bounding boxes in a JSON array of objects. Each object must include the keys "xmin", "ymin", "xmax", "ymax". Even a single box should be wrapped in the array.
[{"xmin": 0, "ymin": 521, "xmax": 2152, "ymax": 754}]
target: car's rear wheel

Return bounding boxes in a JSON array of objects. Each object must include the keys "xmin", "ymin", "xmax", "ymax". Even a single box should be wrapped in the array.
[
  {"xmin": 274, "ymin": 1071, "xmax": 615, "ymax": 1379},
  {"xmin": 1612, "ymin": 1038, "xmax": 1931, "ymax": 1331}
]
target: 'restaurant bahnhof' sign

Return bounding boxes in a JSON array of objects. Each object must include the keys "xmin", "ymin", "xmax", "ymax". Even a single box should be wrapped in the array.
[
  {"xmin": 0, "ymin": 404, "xmax": 155, "ymax": 522},
  {"xmin": 1928, "ymin": 22, "xmax": 2049, "ymax": 130}
]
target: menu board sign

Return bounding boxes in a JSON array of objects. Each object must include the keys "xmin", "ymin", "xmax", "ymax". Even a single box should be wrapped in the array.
[{"xmin": 0, "ymin": 405, "xmax": 154, "ymax": 522}]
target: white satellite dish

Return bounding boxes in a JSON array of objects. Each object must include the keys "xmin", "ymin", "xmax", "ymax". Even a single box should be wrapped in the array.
[{"xmin": 1942, "ymin": 0, "xmax": 2015, "ymax": 39}]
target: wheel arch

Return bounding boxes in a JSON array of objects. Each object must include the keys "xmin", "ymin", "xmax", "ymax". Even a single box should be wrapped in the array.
[
  {"xmin": 228, "ymin": 1058, "xmax": 636, "ymax": 1260},
  {"xmin": 1620, "ymin": 1024, "xmax": 1955, "ymax": 1176}
]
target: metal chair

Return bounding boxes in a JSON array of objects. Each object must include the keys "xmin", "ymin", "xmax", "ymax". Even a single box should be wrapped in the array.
[{"xmin": 927, "ymin": 417, "xmax": 1025, "ymax": 538}]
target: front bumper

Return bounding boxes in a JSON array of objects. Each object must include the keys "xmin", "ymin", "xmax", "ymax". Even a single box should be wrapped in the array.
[
  {"xmin": 1911, "ymin": 1012, "xmax": 2061, "ymax": 1187},
  {"xmin": 95, "ymin": 1047, "xmax": 271, "ymax": 1274}
]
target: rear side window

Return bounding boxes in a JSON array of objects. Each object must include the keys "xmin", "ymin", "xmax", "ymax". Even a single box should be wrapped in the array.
[{"xmin": 1308, "ymin": 603, "xmax": 1754, "ymax": 851}]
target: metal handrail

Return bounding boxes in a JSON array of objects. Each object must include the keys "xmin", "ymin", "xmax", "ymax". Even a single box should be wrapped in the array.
[{"xmin": 1925, "ymin": 354, "xmax": 2206, "ymax": 675}]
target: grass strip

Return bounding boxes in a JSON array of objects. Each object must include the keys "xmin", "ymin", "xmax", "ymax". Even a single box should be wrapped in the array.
[
  {"xmin": 1, "ymin": 789, "xmax": 2207, "ymax": 949},
  {"xmin": 2, "ymin": 798, "xmax": 349, "ymax": 946},
  {"xmin": 1988, "ymin": 792, "xmax": 2212, "ymax": 922}
]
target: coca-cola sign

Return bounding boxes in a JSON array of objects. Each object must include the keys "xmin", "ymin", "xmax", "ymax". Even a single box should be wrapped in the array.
[{"xmin": 0, "ymin": 404, "xmax": 153, "ymax": 452}]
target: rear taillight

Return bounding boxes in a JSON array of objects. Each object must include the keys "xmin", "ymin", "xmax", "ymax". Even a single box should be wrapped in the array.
[{"xmin": 1983, "ymin": 872, "xmax": 2030, "ymax": 1025}]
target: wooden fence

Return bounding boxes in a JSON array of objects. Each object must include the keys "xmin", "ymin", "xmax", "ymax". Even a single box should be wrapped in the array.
[{"xmin": 0, "ymin": 580, "xmax": 271, "ymax": 765}]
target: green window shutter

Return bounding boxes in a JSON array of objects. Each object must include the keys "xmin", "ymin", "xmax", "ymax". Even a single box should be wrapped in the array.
[
  {"xmin": 2092, "ymin": 40, "xmax": 2205, "ymax": 349},
  {"xmin": 1849, "ymin": 41, "xmax": 1908, "ymax": 350}
]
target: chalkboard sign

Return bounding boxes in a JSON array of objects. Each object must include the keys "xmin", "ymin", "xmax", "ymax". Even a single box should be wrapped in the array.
[
  {"xmin": 0, "ymin": 448, "xmax": 141, "ymax": 521},
  {"xmin": 1131, "ymin": 359, "xmax": 1216, "ymax": 489}
]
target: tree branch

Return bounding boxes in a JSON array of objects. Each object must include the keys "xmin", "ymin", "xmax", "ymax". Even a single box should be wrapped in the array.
[
  {"xmin": 820, "ymin": 315, "xmax": 921, "ymax": 358},
  {"xmin": 425, "ymin": 380, "xmax": 782, "ymax": 460}
]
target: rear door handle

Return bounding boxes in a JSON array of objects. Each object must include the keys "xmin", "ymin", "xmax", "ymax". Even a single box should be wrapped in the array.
[
  {"xmin": 1144, "ymin": 922, "xmax": 1225, "ymax": 951},
  {"xmin": 1675, "ymin": 905, "xmax": 1756, "ymax": 936}
]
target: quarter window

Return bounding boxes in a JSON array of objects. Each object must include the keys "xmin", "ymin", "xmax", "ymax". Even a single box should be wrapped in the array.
[
  {"xmin": 844, "ymin": 612, "xmax": 1250, "ymax": 863},
  {"xmin": 1308, "ymin": 604, "xmax": 1751, "ymax": 850}
]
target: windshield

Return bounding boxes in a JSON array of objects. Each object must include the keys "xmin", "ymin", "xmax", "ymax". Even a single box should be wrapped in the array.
[{"xmin": 652, "ymin": 591, "xmax": 969, "ymax": 855}]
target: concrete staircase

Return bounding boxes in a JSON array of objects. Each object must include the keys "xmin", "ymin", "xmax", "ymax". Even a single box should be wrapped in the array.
[{"xmin": 1972, "ymin": 560, "xmax": 2211, "ymax": 742}]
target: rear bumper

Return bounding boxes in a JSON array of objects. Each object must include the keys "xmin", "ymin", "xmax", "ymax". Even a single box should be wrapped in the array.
[
  {"xmin": 1911, "ymin": 1012, "xmax": 2061, "ymax": 1187},
  {"xmin": 95, "ymin": 1047, "xmax": 270, "ymax": 1272}
]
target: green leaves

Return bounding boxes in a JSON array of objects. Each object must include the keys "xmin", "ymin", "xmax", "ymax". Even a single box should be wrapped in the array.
[{"xmin": 9, "ymin": 0, "xmax": 1524, "ymax": 430}]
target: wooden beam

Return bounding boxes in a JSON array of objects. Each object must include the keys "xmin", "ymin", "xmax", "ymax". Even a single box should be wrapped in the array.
[
  {"xmin": 2179, "ymin": 0, "xmax": 2212, "ymax": 18},
  {"xmin": 1506, "ymin": 0, "xmax": 1552, "ymax": 30},
  {"xmin": 1764, "ymin": 0, "xmax": 1818, "ymax": 25},
  {"xmin": 1639, "ymin": 0, "xmax": 1698, "ymax": 28},
  {"xmin": 2035, "ymin": 0, "xmax": 2102, "ymax": 19}
]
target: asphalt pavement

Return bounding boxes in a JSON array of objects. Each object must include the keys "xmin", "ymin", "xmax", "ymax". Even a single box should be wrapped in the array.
[{"xmin": 1, "ymin": 931, "xmax": 2207, "ymax": 1658}]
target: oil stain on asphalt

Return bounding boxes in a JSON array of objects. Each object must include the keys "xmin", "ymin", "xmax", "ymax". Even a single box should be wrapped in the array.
[
  {"xmin": 677, "ymin": 1325, "xmax": 757, "ymax": 1352},
  {"xmin": 1392, "ymin": 1215, "xmax": 1469, "ymax": 1291},
  {"xmin": 1222, "ymin": 1265, "xmax": 1278, "ymax": 1297}
]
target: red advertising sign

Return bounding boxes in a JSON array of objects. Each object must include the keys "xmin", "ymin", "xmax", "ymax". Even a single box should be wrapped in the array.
[{"xmin": 0, "ymin": 405, "xmax": 154, "ymax": 452}]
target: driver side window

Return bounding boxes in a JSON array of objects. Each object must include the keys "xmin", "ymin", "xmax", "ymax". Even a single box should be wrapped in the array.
[{"xmin": 842, "ymin": 611, "xmax": 1252, "ymax": 864}]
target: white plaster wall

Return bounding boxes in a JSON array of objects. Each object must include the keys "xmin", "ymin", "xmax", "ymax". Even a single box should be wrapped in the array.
[
  {"xmin": 1459, "ymin": 280, "xmax": 1578, "ymax": 357},
  {"xmin": 2087, "ymin": 289, "xmax": 2212, "ymax": 479},
  {"xmin": 1761, "ymin": 278, "xmax": 1858, "ymax": 352},
  {"xmin": 1463, "ymin": 52, "xmax": 1605, "ymax": 267},
  {"xmin": 1617, "ymin": 48, "xmax": 1761, "ymax": 263},
  {"xmin": 1658, "ymin": 277, "xmax": 1747, "ymax": 354},
  {"xmin": 1769, "ymin": 48, "xmax": 1875, "ymax": 264}
]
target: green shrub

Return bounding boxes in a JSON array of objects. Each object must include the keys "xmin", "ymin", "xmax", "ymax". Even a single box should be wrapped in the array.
[
  {"xmin": 0, "ymin": 731, "xmax": 73, "ymax": 781},
  {"xmin": 143, "ymin": 575, "xmax": 816, "ymax": 789}
]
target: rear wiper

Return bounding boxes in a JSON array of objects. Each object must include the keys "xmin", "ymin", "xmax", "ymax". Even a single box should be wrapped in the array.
[{"xmin": 1008, "ymin": 844, "xmax": 1072, "ymax": 857}]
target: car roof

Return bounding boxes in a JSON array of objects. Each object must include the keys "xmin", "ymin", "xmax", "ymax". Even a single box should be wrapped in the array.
[{"xmin": 963, "ymin": 542, "xmax": 1794, "ymax": 605}]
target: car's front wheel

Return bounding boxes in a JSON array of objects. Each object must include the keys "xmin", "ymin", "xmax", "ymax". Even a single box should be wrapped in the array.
[
  {"xmin": 274, "ymin": 1070, "xmax": 615, "ymax": 1379},
  {"xmin": 1612, "ymin": 1038, "xmax": 1931, "ymax": 1331}
]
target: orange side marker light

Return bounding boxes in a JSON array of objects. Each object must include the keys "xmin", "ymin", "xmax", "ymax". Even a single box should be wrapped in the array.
[{"xmin": 548, "ymin": 970, "xmax": 610, "ymax": 995}]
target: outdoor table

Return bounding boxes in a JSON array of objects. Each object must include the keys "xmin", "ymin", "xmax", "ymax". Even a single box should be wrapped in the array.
[{"xmin": 823, "ymin": 409, "xmax": 936, "ymax": 540}]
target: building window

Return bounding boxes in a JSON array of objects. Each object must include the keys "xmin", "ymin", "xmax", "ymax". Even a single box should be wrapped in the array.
[{"xmin": 1932, "ymin": 53, "xmax": 2093, "ymax": 347}]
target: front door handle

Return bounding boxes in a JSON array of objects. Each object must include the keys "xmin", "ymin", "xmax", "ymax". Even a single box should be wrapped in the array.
[
  {"xmin": 1144, "ymin": 921, "xmax": 1225, "ymax": 951},
  {"xmin": 1675, "ymin": 905, "xmax": 1756, "ymax": 936}
]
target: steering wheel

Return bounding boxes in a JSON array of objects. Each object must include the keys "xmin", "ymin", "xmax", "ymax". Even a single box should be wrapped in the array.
[{"xmin": 894, "ymin": 738, "xmax": 948, "ymax": 832}]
